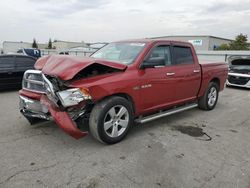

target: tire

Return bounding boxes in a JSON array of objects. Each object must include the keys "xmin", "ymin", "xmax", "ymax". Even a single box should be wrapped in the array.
[
  {"xmin": 89, "ymin": 96, "xmax": 133, "ymax": 144},
  {"xmin": 198, "ymin": 82, "xmax": 219, "ymax": 111}
]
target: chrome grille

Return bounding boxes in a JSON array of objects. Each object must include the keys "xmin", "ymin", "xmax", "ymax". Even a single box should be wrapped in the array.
[
  {"xmin": 22, "ymin": 70, "xmax": 59, "ymax": 104},
  {"xmin": 23, "ymin": 70, "xmax": 46, "ymax": 93},
  {"xmin": 228, "ymin": 75, "xmax": 250, "ymax": 85}
]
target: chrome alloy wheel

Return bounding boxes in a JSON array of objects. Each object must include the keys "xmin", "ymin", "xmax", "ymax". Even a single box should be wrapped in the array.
[
  {"xmin": 208, "ymin": 87, "xmax": 217, "ymax": 107},
  {"xmin": 103, "ymin": 105, "xmax": 129, "ymax": 138}
]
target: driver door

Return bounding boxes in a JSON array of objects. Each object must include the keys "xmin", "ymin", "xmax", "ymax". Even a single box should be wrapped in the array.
[{"xmin": 139, "ymin": 43, "xmax": 176, "ymax": 113}]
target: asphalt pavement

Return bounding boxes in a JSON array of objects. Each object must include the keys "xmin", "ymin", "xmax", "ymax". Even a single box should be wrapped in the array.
[{"xmin": 0, "ymin": 87, "xmax": 249, "ymax": 188}]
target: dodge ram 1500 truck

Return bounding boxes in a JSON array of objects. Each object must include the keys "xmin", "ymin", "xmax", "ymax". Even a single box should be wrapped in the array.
[{"xmin": 19, "ymin": 39, "xmax": 228, "ymax": 144}]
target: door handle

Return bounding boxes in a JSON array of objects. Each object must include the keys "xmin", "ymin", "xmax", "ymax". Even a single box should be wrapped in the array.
[
  {"xmin": 193, "ymin": 69, "xmax": 200, "ymax": 73},
  {"xmin": 166, "ymin": 72, "xmax": 175, "ymax": 76}
]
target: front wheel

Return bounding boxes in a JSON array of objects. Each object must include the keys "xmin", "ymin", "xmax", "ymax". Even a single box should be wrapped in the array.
[
  {"xmin": 89, "ymin": 96, "xmax": 133, "ymax": 144},
  {"xmin": 198, "ymin": 82, "xmax": 219, "ymax": 110}
]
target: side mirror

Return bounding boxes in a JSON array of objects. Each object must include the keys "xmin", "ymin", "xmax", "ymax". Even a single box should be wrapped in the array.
[{"xmin": 141, "ymin": 57, "xmax": 165, "ymax": 69}]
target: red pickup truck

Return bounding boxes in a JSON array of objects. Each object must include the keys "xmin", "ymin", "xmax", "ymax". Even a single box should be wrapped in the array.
[{"xmin": 19, "ymin": 39, "xmax": 228, "ymax": 144}]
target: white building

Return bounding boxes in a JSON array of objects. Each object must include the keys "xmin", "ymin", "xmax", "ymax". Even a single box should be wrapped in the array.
[
  {"xmin": 52, "ymin": 40, "xmax": 87, "ymax": 50},
  {"xmin": 2, "ymin": 40, "xmax": 87, "ymax": 54},
  {"xmin": 3, "ymin": 41, "xmax": 32, "ymax": 54},
  {"xmin": 151, "ymin": 35, "xmax": 234, "ymax": 51}
]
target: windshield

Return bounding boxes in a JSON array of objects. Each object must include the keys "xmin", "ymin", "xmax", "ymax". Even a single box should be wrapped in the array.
[{"xmin": 91, "ymin": 42, "xmax": 146, "ymax": 65}]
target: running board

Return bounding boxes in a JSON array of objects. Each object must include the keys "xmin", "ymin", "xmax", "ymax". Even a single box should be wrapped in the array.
[{"xmin": 135, "ymin": 103, "xmax": 198, "ymax": 124}]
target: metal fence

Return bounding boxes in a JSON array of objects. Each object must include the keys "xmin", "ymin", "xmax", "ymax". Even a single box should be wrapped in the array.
[
  {"xmin": 40, "ymin": 49, "xmax": 95, "ymax": 57},
  {"xmin": 196, "ymin": 51, "xmax": 250, "ymax": 63}
]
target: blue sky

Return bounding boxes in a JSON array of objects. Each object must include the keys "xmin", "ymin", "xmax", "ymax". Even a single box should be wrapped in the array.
[{"xmin": 0, "ymin": 0, "xmax": 250, "ymax": 44}]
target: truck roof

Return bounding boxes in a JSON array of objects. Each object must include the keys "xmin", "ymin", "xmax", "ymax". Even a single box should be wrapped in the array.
[{"xmin": 117, "ymin": 38, "xmax": 192, "ymax": 46}]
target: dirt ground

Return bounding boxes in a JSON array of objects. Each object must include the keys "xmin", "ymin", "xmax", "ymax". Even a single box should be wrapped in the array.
[{"xmin": 0, "ymin": 87, "xmax": 249, "ymax": 188}]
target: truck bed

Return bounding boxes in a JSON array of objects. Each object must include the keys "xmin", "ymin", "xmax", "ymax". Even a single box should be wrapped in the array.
[{"xmin": 198, "ymin": 62, "xmax": 228, "ymax": 97}]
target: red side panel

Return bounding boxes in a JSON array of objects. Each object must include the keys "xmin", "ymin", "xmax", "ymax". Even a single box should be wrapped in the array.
[{"xmin": 198, "ymin": 63, "xmax": 228, "ymax": 97}]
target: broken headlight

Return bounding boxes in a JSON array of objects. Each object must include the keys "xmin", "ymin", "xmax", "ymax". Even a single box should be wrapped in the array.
[{"xmin": 57, "ymin": 88, "xmax": 92, "ymax": 107}]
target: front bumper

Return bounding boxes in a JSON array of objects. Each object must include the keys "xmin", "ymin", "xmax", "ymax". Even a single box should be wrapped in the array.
[
  {"xmin": 20, "ymin": 95, "xmax": 51, "ymax": 121},
  {"xmin": 19, "ymin": 93, "xmax": 88, "ymax": 139},
  {"xmin": 227, "ymin": 73, "xmax": 250, "ymax": 88}
]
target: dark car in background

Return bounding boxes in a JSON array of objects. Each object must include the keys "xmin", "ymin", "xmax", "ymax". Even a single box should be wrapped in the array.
[
  {"xmin": 227, "ymin": 55, "xmax": 250, "ymax": 88},
  {"xmin": 17, "ymin": 48, "xmax": 41, "ymax": 59},
  {"xmin": 0, "ymin": 54, "xmax": 37, "ymax": 90}
]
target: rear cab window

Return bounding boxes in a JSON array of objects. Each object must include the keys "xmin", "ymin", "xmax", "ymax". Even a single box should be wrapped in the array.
[{"xmin": 172, "ymin": 46, "xmax": 194, "ymax": 65}]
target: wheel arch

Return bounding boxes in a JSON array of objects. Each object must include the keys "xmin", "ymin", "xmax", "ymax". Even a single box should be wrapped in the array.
[
  {"xmin": 198, "ymin": 77, "xmax": 221, "ymax": 99},
  {"xmin": 95, "ymin": 93, "xmax": 136, "ymax": 114},
  {"xmin": 210, "ymin": 77, "xmax": 220, "ymax": 88}
]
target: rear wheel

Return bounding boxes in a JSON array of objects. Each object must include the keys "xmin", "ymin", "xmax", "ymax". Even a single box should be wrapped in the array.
[
  {"xmin": 89, "ymin": 96, "xmax": 133, "ymax": 144},
  {"xmin": 198, "ymin": 82, "xmax": 219, "ymax": 110}
]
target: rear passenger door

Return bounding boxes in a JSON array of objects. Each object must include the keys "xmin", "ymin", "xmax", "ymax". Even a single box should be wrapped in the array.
[
  {"xmin": 0, "ymin": 56, "xmax": 15, "ymax": 88},
  {"xmin": 171, "ymin": 45, "xmax": 201, "ymax": 103}
]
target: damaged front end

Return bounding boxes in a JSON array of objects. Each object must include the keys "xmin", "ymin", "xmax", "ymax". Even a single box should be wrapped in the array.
[
  {"xmin": 19, "ymin": 70, "xmax": 93, "ymax": 139},
  {"xmin": 19, "ymin": 55, "xmax": 127, "ymax": 139}
]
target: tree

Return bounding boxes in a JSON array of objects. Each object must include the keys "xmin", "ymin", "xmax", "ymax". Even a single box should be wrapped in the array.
[
  {"xmin": 216, "ymin": 43, "xmax": 230, "ymax": 50},
  {"xmin": 48, "ymin": 38, "xmax": 52, "ymax": 49},
  {"xmin": 229, "ymin": 33, "xmax": 249, "ymax": 50},
  {"xmin": 216, "ymin": 33, "xmax": 250, "ymax": 50},
  {"xmin": 32, "ymin": 38, "xmax": 38, "ymax": 48}
]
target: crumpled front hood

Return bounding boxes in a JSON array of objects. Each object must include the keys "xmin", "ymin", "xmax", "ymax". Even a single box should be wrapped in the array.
[{"xmin": 35, "ymin": 55, "xmax": 127, "ymax": 80}]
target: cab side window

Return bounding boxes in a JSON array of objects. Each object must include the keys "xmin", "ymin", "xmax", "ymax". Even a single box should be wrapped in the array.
[
  {"xmin": 149, "ymin": 45, "xmax": 172, "ymax": 65},
  {"xmin": 173, "ymin": 46, "xmax": 194, "ymax": 65}
]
